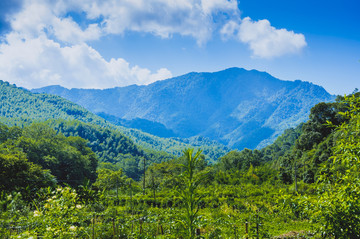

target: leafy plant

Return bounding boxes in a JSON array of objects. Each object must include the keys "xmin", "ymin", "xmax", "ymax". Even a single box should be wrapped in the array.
[
  {"xmin": 177, "ymin": 148, "xmax": 208, "ymax": 238},
  {"xmin": 310, "ymin": 94, "xmax": 360, "ymax": 237}
]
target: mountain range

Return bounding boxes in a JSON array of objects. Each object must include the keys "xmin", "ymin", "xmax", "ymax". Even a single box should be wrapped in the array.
[{"xmin": 32, "ymin": 67, "xmax": 335, "ymax": 149}]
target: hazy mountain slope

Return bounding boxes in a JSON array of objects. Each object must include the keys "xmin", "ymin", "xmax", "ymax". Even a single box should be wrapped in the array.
[
  {"xmin": 97, "ymin": 112, "xmax": 177, "ymax": 138},
  {"xmin": 33, "ymin": 68, "xmax": 335, "ymax": 149},
  {"xmin": 0, "ymin": 80, "xmax": 229, "ymax": 162}
]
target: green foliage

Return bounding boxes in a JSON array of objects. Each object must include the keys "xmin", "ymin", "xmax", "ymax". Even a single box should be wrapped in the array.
[
  {"xmin": 0, "ymin": 150, "xmax": 55, "ymax": 196},
  {"xmin": 0, "ymin": 80, "xmax": 229, "ymax": 170},
  {"xmin": 2, "ymin": 78, "xmax": 360, "ymax": 237},
  {"xmin": 0, "ymin": 122, "xmax": 98, "ymax": 189},
  {"xmin": 94, "ymin": 168, "xmax": 126, "ymax": 192},
  {"xmin": 177, "ymin": 149, "xmax": 208, "ymax": 238},
  {"xmin": 0, "ymin": 148, "xmax": 315, "ymax": 238},
  {"xmin": 217, "ymin": 148, "xmax": 263, "ymax": 172},
  {"xmin": 308, "ymin": 94, "xmax": 360, "ymax": 237},
  {"xmin": 29, "ymin": 187, "xmax": 90, "ymax": 238},
  {"xmin": 19, "ymin": 123, "xmax": 98, "ymax": 186},
  {"xmin": 120, "ymin": 126, "xmax": 229, "ymax": 163},
  {"xmin": 271, "ymin": 100, "xmax": 350, "ymax": 185},
  {"xmin": 262, "ymin": 125, "xmax": 302, "ymax": 161},
  {"xmin": 295, "ymin": 102, "xmax": 344, "ymax": 151},
  {"xmin": 48, "ymin": 119, "xmax": 143, "ymax": 162},
  {"xmin": 0, "ymin": 80, "xmax": 102, "ymax": 124}
]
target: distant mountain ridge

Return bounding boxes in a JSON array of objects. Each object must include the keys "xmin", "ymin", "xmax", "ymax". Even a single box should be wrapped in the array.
[{"xmin": 32, "ymin": 67, "xmax": 335, "ymax": 149}]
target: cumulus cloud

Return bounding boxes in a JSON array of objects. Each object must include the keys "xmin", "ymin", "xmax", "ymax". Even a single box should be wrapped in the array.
[
  {"xmin": 0, "ymin": 0, "xmax": 178, "ymax": 89},
  {"xmin": 8, "ymin": 0, "xmax": 239, "ymax": 45},
  {"xmin": 0, "ymin": 0, "xmax": 306, "ymax": 89},
  {"xmin": 9, "ymin": 0, "xmax": 102, "ymax": 44},
  {"xmin": 69, "ymin": 0, "xmax": 239, "ymax": 45},
  {"xmin": 221, "ymin": 17, "xmax": 307, "ymax": 58},
  {"xmin": 0, "ymin": 32, "xmax": 172, "ymax": 89}
]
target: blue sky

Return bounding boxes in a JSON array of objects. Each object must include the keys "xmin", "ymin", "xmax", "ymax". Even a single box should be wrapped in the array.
[{"xmin": 0, "ymin": 0, "xmax": 359, "ymax": 95}]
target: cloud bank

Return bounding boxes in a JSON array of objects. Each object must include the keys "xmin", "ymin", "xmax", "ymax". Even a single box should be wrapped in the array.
[
  {"xmin": 221, "ymin": 17, "xmax": 307, "ymax": 58},
  {"xmin": 0, "ymin": 33, "xmax": 172, "ymax": 89},
  {"xmin": 0, "ymin": 0, "xmax": 306, "ymax": 89}
]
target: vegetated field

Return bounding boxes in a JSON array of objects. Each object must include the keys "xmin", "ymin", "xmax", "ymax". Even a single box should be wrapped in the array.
[{"xmin": 0, "ymin": 162, "xmax": 315, "ymax": 238}]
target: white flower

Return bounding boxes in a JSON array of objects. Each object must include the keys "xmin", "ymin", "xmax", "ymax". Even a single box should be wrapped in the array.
[
  {"xmin": 76, "ymin": 204, "xmax": 82, "ymax": 209},
  {"xmin": 33, "ymin": 210, "xmax": 41, "ymax": 217},
  {"xmin": 69, "ymin": 225, "xmax": 77, "ymax": 231}
]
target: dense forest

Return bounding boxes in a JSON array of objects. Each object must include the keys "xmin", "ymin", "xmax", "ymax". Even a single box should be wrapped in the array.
[
  {"xmin": 1, "ymin": 85, "xmax": 359, "ymax": 238},
  {"xmin": 0, "ymin": 80, "xmax": 229, "ymax": 167}
]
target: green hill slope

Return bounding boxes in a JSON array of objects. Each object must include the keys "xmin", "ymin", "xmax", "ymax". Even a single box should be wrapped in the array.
[{"xmin": 0, "ymin": 80, "xmax": 229, "ymax": 167}]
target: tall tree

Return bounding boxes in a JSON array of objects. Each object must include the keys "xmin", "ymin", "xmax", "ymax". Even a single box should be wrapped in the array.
[{"xmin": 311, "ymin": 94, "xmax": 360, "ymax": 237}]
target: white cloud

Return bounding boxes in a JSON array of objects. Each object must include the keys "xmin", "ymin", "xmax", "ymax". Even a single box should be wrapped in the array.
[
  {"xmin": 8, "ymin": 0, "xmax": 239, "ymax": 45},
  {"xmin": 73, "ymin": 0, "xmax": 239, "ymax": 45},
  {"xmin": 220, "ymin": 20, "xmax": 239, "ymax": 39},
  {"xmin": 51, "ymin": 18, "xmax": 101, "ymax": 44},
  {"xmin": 0, "ymin": 0, "xmax": 177, "ymax": 89},
  {"xmin": 221, "ymin": 17, "xmax": 307, "ymax": 58},
  {"xmin": 0, "ymin": 33, "xmax": 172, "ymax": 89},
  {"xmin": 10, "ymin": 1, "xmax": 51, "ymax": 38},
  {"xmin": 0, "ymin": 0, "xmax": 307, "ymax": 89},
  {"xmin": 9, "ymin": 0, "xmax": 102, "ymax": 44}
]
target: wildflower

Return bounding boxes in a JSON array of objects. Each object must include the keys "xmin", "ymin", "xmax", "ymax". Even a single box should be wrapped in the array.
[
  {"xmin": 76, "ymin": 204, "xmax": 82, "ymax": 209},
  {"xmin": 46, "ymin": 227, "xmax": 51, "ymax": 231},
  {"xmin": 69, "ymin": 225, "xmax": 77, "ymax": 231},
  {"xmin": 33, "ymin": 210, "xmax": 41, "ymax": 217}
]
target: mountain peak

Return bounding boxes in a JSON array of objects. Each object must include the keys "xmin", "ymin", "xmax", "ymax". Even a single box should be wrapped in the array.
[{"xmin": 32, "ymin": 68, "xmax": 335, "ymax": 150}]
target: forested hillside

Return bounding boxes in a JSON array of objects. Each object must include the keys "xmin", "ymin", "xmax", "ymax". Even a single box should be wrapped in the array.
[
  {"xmin": 0, "ymin": 123, "xmax": 97, "ymax": 192},
  {"xmin": 0, "ymin": 80, "xmax": 229, "ymax": 170},
  {"xmin": 1, "ymin": 92, "xmax": 359, "ymax": 238},
  {"xmin": 0, "ymin": 81, "xmax": 102, "ymax": 124},
  {"xmin": 33, "ymin": 68, "xmax": 335, "ymax": 149}
]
